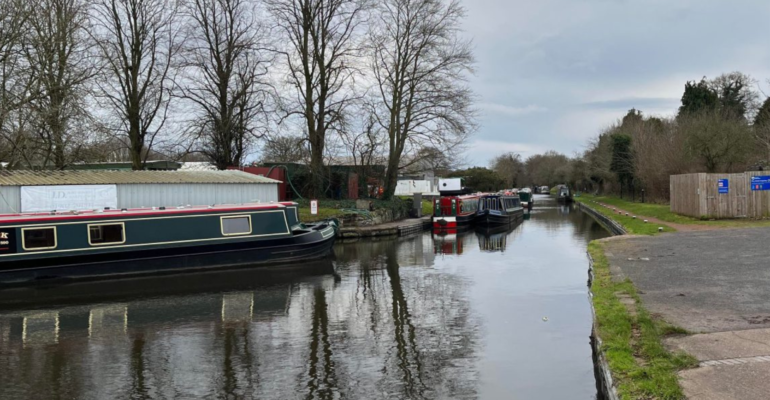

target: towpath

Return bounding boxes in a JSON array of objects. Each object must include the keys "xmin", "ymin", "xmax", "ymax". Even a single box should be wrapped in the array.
[
  {"xmin": 591, "ymin": 201, "xmax": 717, "ymax": 232},
  {"xmin": 600, "ymin": 227, "xmax": 770, "ymax": 399}
]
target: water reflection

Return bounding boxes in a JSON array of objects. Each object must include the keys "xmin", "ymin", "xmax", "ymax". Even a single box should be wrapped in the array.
[{"xmin": 0, "ymin": 195, "xmax": 609, "ymax": 400}]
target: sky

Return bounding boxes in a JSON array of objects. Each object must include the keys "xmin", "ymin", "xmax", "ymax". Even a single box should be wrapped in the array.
[{"xmin": 460, "ymin": 0, "xmax": 770, "ymax": 167}]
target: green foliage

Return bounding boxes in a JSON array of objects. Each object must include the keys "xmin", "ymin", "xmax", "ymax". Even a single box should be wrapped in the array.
[
  {"xmin": 448, "ymin": 167, "xmax": 504, "ymax": 191},
  {"xmin": 296, "ymin": 197, "xmax": 410, "ymax": 222},
  {"xmin": 589, "ymin": 242, "xmax": 697, "ymax": 400},
  {"xmin": 679, "ymin": 73, "xmax": 758, "ymax": 120},
  {"xmin": 610, "ymin": 133, "xmax": 634, "ymax": 190},
  {"xmin": 621, "ymin": 108, "xmax": 643, "ymax": 127},
  {"xmin": 678, "ymin": 78, "xmax": 718, "ymax": 117}
]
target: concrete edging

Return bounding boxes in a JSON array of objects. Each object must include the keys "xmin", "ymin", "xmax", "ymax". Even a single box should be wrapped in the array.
[
  {"xmin": 581, "ymin": 201, "xmax": 623, "ymax": 400},
  {"xmin": 578, "ymin": 201, "xmax": 628, "ymax": 235}
]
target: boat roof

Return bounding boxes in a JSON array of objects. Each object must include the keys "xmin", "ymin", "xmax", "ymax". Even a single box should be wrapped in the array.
[
  {"xmin": 440, "ymin": 193, "xmax": 481, "ymax": 199},
  {"xmin": 0, "ymin": 170, "xmax": 280, "ymax": 186},
  {"xmin": 0, "ymin": 202, "xmax": 298, "ymax": 224}
]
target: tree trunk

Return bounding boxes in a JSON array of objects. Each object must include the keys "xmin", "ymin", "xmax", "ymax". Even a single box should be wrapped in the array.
[
  {"xmin": 383, "ymin": 145, "xmax": 401, "ymax": 200},
  {"xmin": 309, "ymin": 133, "xmax": 325, "ymax": 198}
]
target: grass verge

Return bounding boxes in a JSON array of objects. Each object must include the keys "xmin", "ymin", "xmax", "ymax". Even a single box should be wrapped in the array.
[
  {"xmin": 297, "ymin": 197, "xmax": 432, "ymax": 223},
  {"xmin": 575, "ymin": 196, "xmax": 675, "ymax": 235},
  {"xmin": 581, "ymin": 194, "xmax": 770, "ymax": 229},
  {"xmin": 298, "ymin": 206, "xmax": 350, "ymax": 222},
  {"xmin": 589, "ymin": 241, "xmax": 697, "ymax": 399}
]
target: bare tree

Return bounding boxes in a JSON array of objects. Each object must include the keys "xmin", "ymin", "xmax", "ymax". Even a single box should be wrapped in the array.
[
  {"xmin": 91, "ymin": 0, "xmax": 180, "ymax": 170},
  {"xmin": 24, "ymin": 0, "xmax": 94, "ymax": 168},
  {"xmin": 266, "ymin": 0, "xmax": 368, "ymax": 197},
  {"xmin": 260, "ymin": 134, "xmax": 309, "ymax": 163},
  {"xmin": 371, "ymin": 0, "xmax": 475, "ymax": 199},
  {"xmin": 339, "ymin": 110, "xmax": 386, "ymax": 196},
  {"xmin": 491, "ymin": 152, "xmax": 523, "ymax": 188},
  {"xmin": 0, "ymin": 0, "xmax": 34, "ymax": 165},
  {"xmin": 180, "ymin": 0, "xmax": 273, "ymax": 170}
]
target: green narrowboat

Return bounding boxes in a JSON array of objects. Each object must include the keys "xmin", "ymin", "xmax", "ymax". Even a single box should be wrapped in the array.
[
  {"xmin": 0, "ymin": 202, "xmax": 338, "ymax": 285},
  {"xmin": 518, "ymin": 188, "xmax": 534, "ymax": 210}
]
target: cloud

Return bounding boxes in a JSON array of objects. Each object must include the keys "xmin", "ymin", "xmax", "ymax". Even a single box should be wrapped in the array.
[
  {"xmin": 480, "ymin": 103, "xmax": 548, "ymax": 117},
  {"xmin": 457, "ymin": 0, "xmax": 770, "ymax": 166}
]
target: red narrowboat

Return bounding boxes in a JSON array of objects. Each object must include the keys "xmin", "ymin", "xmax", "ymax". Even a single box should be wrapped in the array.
[{"xmin": 432, "ymin": 195, "xmax": 480, "ymax": 231}]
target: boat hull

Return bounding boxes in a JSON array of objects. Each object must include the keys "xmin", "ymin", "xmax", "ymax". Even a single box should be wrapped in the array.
[
  {"xmin": 0, "ymin": 225, "xmax": 337, "ymax": 285},
  {"xmin": 475, "ymin": 209, "xmax": 524, "ymax": 226},
  {"xmin": 432, "ymin": 213, "xmax": 476, "ymax": 230}
]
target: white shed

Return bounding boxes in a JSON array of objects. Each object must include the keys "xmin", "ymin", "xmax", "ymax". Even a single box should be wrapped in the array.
[{"xmin": 0, "ymin": 170, "xmax": 281, "ymax": 213}]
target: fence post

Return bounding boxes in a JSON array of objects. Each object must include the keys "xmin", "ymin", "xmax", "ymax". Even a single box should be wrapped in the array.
[{"xmin": 642, "ymin": 189, "xmax": 645, "ymax": 203}]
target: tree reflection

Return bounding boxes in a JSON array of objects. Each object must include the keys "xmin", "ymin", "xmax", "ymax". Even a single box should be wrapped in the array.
[
  {"xmin": 305, "ymin": 287, "xmax": 337, "ymax": 400},
  {"xmin": 384, "ymin": 243, "xmax": 426, "ymax": 398},
  {"xmin": 129, "ymin": 332, "xmax": 149, "ymax": 400}
]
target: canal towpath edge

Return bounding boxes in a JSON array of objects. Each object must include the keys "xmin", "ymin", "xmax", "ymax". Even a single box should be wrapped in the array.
[
  {"xmin": 580, "ymin": 199, "xmax": 770, "ymax": 399},
  {"xmin": 580, "ymin": 200, "xmax": 698, "ymax": 400}
]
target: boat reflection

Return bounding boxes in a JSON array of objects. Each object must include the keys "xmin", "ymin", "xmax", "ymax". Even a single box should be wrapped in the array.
[
  {"xmin": 432, "ymin": 231, "xmax": 473, "ymax": 255},
  {"xmin": 475, "ymin": 222, "xmax": 521, "ymax": 253}
]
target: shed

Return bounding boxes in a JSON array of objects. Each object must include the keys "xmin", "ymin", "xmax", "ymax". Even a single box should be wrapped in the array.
[{"xmin": 0, "ymin": 170, "xmax": 281, "ymax": 213}]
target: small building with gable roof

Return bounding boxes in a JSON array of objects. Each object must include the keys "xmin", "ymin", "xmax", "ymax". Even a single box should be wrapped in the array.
[{"xmin": 0, "ymin": 170, "xmax": 280, "ymax": 213}]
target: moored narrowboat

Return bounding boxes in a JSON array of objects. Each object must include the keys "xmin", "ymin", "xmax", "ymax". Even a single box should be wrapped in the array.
[
  {"xmin": 476, "ymin": 194, "xmax": 525, "ymax": 226},
  {"xmin": 432, "ymin": 194, "xmax": 480, "ymax": 231},
  {"xmin": 0, "ymin": 202, "xmax": 338, "ymax": 285},
  {"xmin": 518, "ymin": 188, "xmax": 534, "ymax": 211},
  {"xmin": 555, "ymin": 185, "xmax": 573, "ymax": 204}
]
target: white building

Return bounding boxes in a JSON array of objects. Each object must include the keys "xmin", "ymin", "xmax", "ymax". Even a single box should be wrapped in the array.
[{"xmin": 0, "ymin": 170, "xmax": 280, "ymax": 213}]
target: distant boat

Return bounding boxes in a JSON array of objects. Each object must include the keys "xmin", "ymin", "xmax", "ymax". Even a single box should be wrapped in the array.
[
  {"xmin": 519, "ymin": 188, "xmax": 534, "ymax": 211},
  {"xmin": 0, "ymin": 202, "xmax": 338, "ymax": 285},
  {"xmin": 555, "ymin": 185, "xmax": 573, "ymax": 204},
  {"xmin": 476, "ymin": 194, "xmax": 525, "ymax": 226},
  {"xmin": 432, "ymin": 194, "xmax": 480, "ymax": 232}
]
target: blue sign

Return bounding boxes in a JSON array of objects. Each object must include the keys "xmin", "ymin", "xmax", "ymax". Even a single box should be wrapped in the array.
[
  {"xmin": 751, "ymin": 175, "xmax": 770, "ymax": 191},
  {"xmin": 718, "ymin": 179, "xmax": 729, "ymax": 194}
]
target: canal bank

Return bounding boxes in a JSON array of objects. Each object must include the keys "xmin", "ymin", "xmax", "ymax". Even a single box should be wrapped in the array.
[
  {"xmin": 578, "ymin": 199, "xmax": 697, "ymax": 399},
  {"xmin": 578, "ymin": 198, "xmax": 770, "ymax": 399}
]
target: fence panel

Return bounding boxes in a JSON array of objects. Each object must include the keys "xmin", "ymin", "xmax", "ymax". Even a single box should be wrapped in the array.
[{"xmin": 671, "ymin": 171, "xmax": 770, "ymax": 219}]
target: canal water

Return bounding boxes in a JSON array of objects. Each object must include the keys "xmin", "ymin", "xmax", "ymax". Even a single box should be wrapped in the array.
[{"xmin": 0, "ymin": 195, "xmax": 610, "ymax": 400}]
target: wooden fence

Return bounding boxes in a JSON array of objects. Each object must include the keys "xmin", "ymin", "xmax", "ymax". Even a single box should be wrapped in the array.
[{"xmin": 671, "ymin": 171, "xmax": 770, "ymax": 218}]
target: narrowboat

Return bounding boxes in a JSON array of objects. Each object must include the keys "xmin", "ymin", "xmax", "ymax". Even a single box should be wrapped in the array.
[
  {"xmin": 555, "ymin": 185, "xmax": 573, "ymax": 204},
  {"xmin": 432, "ymin": 194, "xmax": 480, "ymax": 231},
  {"xmin": 476, "ymin": 194, "xmax": 525, "ymax": 226},
  {"xmin": 0, "ymin": 202, "xmax": 338, "ymax": 285},
  {"xmin": 518, "ymin": 188, "xmax": 534, "ymax": 211}
]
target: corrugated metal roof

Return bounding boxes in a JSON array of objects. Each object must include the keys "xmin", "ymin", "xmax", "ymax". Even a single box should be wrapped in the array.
[{"xmin": 0, "ymin": 170, "xmax": 281, "ymax": 186}]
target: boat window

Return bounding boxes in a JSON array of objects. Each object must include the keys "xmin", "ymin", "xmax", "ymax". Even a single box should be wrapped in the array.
[
  {"xmin": 22, "ymin": 227, "xmax": 57, "ymax": 250},
  {"xmin": 88, "ymin": 223, "xmax": 125, "ymax": 245},
  {"xmin": 221, "ymin": 216, "xmax": 252, "ymax": 236}
]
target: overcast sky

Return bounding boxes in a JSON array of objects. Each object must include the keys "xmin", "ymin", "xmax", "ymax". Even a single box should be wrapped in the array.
[{"xmin": 461, "ymin": 0, "xmax": 770, "ymax": 167}]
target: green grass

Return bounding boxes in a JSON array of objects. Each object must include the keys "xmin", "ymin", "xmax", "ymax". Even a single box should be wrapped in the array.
[
  {"xmin": 589, "ymin": 242, "xmax": 697, "ymax": 399},
  {"xmin": 422, "ymin": 200, "xmax": 433, "ymax": 216},
  {"xmin": 580, "ymin": 194, "xmax": 770, "ymax": 229},
  {"xmin": 298, "ymin": 206, "xmax": 352, "ymax": 222},
  {"xmin": 575, "ymin": 196, "xmax": 675, "ymax": 235}
]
